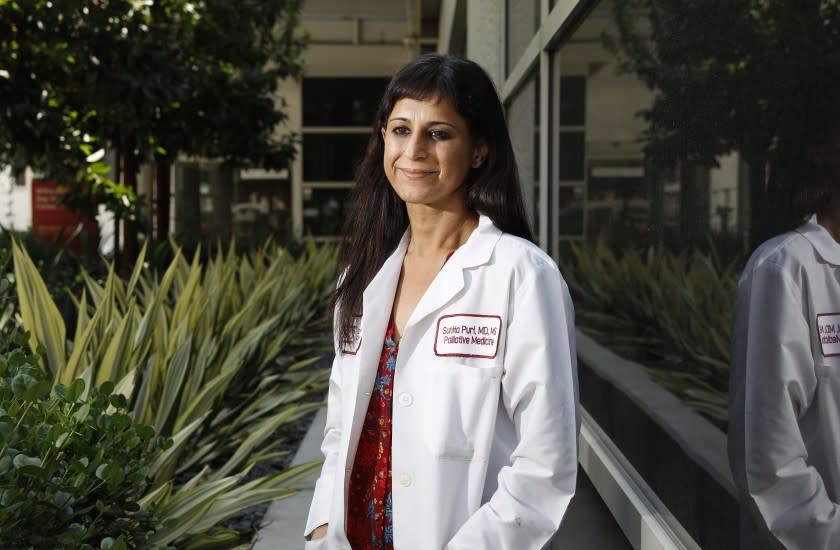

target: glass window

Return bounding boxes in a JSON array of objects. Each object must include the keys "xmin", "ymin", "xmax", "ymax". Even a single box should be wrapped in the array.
[
  {"xmin": 302, "ymin": 186, "xmax": 351, "ymax": 237},
  {"xmin": 558, "ymin": 132, "xmax": 585, "ymax": 181},
  {"xmin": 557, "ymin": 185, "xmax": 584, "ymax": 237},
  {"xmin": 559, "ymin": 76, "xmax": 586, "ymax": 126},
  {"xmin": 303, "ymin": 133, "xmax": 371, "ymax": 182},
  {"xmin": 302, "ymin": 78, "xmax": 390, "ymax": 127},
  {"xmin": 586, "ymin": 162, "xmax": 648, "ymax": 243},
  {"xmin": 232, "ymin": 176, "xmax": 292, "ymax": 242}
]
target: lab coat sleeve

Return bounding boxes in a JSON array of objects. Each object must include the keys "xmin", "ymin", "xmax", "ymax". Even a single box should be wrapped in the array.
[
  {"xmin": 446, "ymin": 260, "xmax": 580, "ymax": 550},
  {"xmin": 303, "ymin": 326, "xmax": 344, "ymax": 538},
  {"xmin": 735, "ymin": 261, "xmax": 840, "ymax": 549}
]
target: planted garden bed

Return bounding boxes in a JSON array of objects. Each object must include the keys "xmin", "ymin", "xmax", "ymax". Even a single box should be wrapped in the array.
[{"xmin": 0, "ymin": 239, "xmax": 337, "ymax": 548}]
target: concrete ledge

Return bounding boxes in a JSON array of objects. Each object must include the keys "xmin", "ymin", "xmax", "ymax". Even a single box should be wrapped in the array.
[
  {"xmin": 577, "ymin": 331, "xmax": 735, "ymax": 495},
  {"xmin": 252, "ymin": 406, "xmax": 327, "ymax": 550},
  {"xmin": 576, "ymin": 329, "xmax": 738, "ymax": 549}
]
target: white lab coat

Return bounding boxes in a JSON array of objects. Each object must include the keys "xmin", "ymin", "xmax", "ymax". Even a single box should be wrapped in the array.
[
  {"xmin": 729, "ymin": 218, "xmax": 840, "ymax": 550},
  {"xmin": 304, "ymin": 215, "xmax": 579, "ymax": 550}
]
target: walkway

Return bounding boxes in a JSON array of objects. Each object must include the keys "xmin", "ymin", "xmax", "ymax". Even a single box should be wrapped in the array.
[{"xmin": 252, "ymin": 408, "xmax": 632, "ymax": 549}]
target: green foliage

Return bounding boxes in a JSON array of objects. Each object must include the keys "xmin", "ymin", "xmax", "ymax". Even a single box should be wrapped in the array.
[
  {"xmin": 0, "ymin": 0, "xmax": 306, "ymax": 225},
  {"xmin": 606, "ymin": 0, "xmax": 840, "ymax": 244},
  {"xmin": 0, "ymin": 338, "xmax": 166, "ymax": 549},
  {"xmin": 562, "ymin": 240, "xmax": 738, "ymax": 426},
  {"xmin": 12, "ymin": 237, "xmax": 338, "ymax": 545},
  {"xmin": 0, "ymin": 248, "xmax": 15, "ymax": 351}
]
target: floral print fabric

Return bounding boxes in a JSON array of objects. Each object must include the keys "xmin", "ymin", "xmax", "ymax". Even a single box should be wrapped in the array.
[{"xmin": 347, "ymin": 319, "xmax": 398, "ymax": 550}]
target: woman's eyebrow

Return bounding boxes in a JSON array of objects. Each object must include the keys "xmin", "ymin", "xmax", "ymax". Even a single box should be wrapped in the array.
[{"xmin": 387, "ymin": 117, "xmax": 458, "ymax": 129}]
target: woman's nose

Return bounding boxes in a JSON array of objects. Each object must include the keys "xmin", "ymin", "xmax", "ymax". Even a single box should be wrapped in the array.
[{"xmin": 404, "ymin": 133, "xmax": 427, "ymax": 159}]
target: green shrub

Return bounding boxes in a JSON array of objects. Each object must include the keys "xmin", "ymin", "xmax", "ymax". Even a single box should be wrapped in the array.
[
  {"xmin": 12, "ymin": 238, "xmax": 338, "ymax": 546},
  {"xmin": 561, "ymin": 240, "xmax": 737, "ymax": 427},
  {"xmin": 0, "ymin": 248, "xmax": 15, "ymax": 351},
  {"xmin": 0, "ymin": 335, "xmax": 167, "ymax": 549}
]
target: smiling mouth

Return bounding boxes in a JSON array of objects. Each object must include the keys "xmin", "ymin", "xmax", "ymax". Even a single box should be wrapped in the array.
[{"xmin": 398, "ymin": 168, "xmax": 437, "ymax": 180}]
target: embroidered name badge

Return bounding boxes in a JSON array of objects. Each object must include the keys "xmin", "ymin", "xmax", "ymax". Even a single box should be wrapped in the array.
[
  {"xmin": 341, "ymin": 316, "xmax": 362, "ymax": 355},
  {"xmin": 434, "ymin": 314, "xmax": 502, "ymax": 359},
  {"xmin": 818, "ymin": 313, "xmax": 840, "ymax": 357}
]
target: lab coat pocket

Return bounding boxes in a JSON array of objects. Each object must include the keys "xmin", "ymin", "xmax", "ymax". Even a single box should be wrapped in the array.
[
  {"xmin": 424, "ymin": 362, "xmax": 503, "ymax": 460},
  {"xmin": 815, "ymin": 359, "xmax": 840, "ymax": 411}
]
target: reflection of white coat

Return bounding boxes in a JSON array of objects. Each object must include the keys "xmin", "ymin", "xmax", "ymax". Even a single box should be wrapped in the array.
[
  {"xmin": 304, "ymin": 215, "xmax": 579, "ymax": 550},
  {"xmin": 729, "ymin": 218, "xmax": 840, "ymax": 550}
]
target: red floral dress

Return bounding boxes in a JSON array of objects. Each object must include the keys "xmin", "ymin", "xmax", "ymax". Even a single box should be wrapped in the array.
[{"xmin": 347, "ymin": 319, "xmax": 398, "ymax": 550}]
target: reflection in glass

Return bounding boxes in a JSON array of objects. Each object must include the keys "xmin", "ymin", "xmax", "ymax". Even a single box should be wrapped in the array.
[
  {"xmin": 585, "ymin": 163, "xmax": 648, "ymax": 244},
  {"xmin": 557, "ymin": 185, "xmax": 584, "ymax": 237}
]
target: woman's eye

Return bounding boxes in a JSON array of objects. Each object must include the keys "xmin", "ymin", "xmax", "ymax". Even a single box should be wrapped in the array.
[
  {"xmin": 429, "ymin": 129, "xmax": 450, "ymax": 140},
  {"xmin": 392, "ymin": 126, "xmax": 410, "ymax": 136}
]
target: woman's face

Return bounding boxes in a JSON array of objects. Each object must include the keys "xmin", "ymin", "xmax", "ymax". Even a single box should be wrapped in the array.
[{"xmin": 382, "ymin": 96, "xmax": 487, "ymax": 211}]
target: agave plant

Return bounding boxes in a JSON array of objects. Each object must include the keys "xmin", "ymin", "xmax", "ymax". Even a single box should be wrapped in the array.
[
  {"xmin": 562, "ymin": 240, "xmax": 738, "ymax": 425},
  {"xmin": 12, "ymin": 238, "xmax": 338, "ymax": 546}
]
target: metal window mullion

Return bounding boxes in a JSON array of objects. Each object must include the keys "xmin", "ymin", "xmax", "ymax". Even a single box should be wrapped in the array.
[
  {"xmin": 550, "ymin": 51, "xmax": 561, "ymax": 260},
  {"xmin": 301, "ymin": 181, "xmax": 356, "ymax": 189},
  {"xmin": 539, "ymin": 50, "xmax": 550, "ymax": 251},
  {"xmin": 301, "ymin": 126, "xmax": 372, "ymax": 134},
  {"xmin": 500, "ymin": 33, "xmax": 540, "ymax": 103},
  {"xmin": 542, "ymin": 0, "xmax": 595, "ymax": 50}
]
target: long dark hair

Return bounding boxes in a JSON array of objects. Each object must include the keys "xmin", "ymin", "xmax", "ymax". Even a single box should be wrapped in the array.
[
  {"xmin": 333, "ymin": 53, "xmax": 533, "ymax": 344},
  {"xmin": 766, "ymin": 124, "xmax": 840, "ymax": 237}
]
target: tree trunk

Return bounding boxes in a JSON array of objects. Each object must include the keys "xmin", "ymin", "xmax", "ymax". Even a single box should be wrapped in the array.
[
  {"xmin": 679, "ymin": 159, "xmax": 697, "ymax": 246},
  {"xmin": 155, "ymin": 162, "xmax": 171, "ymax": 244},
  {"xmin": 121, "ymin": 133, "xmax": 139, "ymax": 276},
  {"xmin": 646, "ymin": 155, "xmax": 664, "ymax": 244}
]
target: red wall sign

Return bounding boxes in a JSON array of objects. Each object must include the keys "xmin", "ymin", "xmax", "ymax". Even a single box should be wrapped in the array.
[{"xmin": 31, "ymin": 180, "xmax": 97, "ymax": 253}]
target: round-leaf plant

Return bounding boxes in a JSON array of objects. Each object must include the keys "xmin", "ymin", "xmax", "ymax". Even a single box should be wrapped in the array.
[{"xmin": 0, "ymin": 338, "xmax": 172, "ymax": 549}]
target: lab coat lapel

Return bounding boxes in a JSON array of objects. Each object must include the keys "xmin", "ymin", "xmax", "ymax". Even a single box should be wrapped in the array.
[
  {"xmin": 405, "ymin": 215, "xmax": 502, "ymax": 331},
  {"xmin": 345, "ymin": 230, "xmax": 409, "ymax": 468}
]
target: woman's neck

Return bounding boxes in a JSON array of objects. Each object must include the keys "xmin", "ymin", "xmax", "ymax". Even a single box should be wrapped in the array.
[{"xmin": 405, "ymin": 205, "xmax": 479, "ymax": 257}]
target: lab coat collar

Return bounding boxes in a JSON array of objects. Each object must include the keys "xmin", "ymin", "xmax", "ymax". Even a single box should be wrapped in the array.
[
  {"xmin": 403, "ymin": 213, "xmax": 502, "ymax": 330},
  {"xmin": 358, "ymin": 213, "xmax": 503, "ymax": 343},
  {"xmin": 455, "ymin": 214, "xmax": 504, "ymax": 268},
  {"xmin": 797, "ymin": 216, "xmax": 840, "ymax": 266}
]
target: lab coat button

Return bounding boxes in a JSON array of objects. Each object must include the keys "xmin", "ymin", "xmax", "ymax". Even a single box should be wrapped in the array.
[
  {"xmin": 398, "ymin": 392, "xmax": 413, "ymax": 406},
  {"xmin": 398, "ymin": 473, "xmax": 412, "ymax": 487}
]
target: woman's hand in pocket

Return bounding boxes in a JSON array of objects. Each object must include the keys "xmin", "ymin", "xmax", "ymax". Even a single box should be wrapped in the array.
[{"xmin": 310, "ymin": 523, "xmax": 328, "ymax": 540}]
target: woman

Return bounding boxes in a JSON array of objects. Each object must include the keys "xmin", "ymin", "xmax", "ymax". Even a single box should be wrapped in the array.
[
  {"xmin": 305, "ymin": 54, "xmax": 579, "ymax": 550},
  {"xmin": 728, "ymin": 134, "xmax": 840, "ymax": 549}
]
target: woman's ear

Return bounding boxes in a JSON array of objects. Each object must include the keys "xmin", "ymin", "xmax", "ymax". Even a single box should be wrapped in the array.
[{"xmin": 472, "ymin": 141, "xmax": 489, "ymax": 168}]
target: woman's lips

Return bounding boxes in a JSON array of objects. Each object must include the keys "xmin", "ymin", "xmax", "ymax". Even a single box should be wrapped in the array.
[{"xmin": 398, "ymin": 167, "xmax": 437, "ymax": 180}]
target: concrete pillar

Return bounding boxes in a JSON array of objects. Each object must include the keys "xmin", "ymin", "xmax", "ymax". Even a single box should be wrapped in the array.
[{"xmin": 466, "ymin": 0, "xmax": 504, "ymax": 88}]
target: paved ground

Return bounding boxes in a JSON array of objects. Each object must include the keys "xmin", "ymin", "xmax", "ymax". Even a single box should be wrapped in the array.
[{"xmin": 252, "ymin": 408, "xmax": 632, "ymax": 550}]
